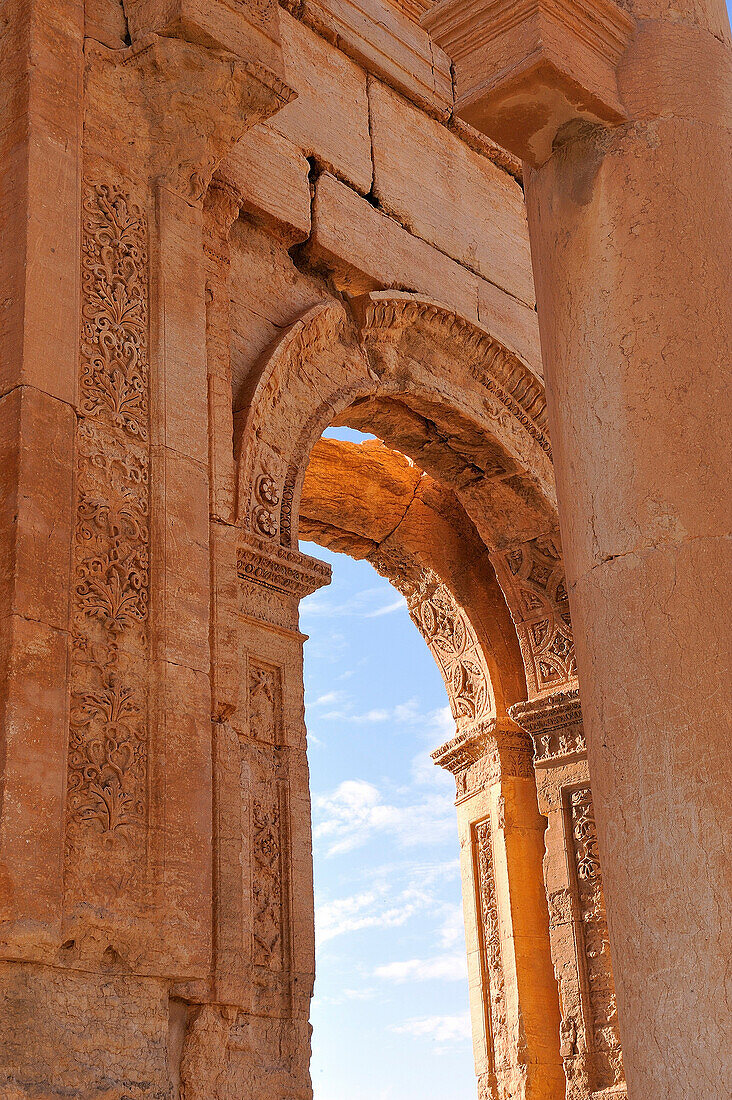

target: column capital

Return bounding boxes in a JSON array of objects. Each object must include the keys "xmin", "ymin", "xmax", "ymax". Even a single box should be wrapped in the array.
[
  {"xmin": 432, "ymin": 717, "xmax": 534, "ymax": 802},
  {"xmin": 509, "ymin": 687, "xmax": 586, "ymax": 767},
  {"xmin": 85, "ymin": 31, "xmax": 294, "ymax": 201},
  {"xmin": 237, "ymin": 533, "xmax": 331, "ymax": 598},
  {"xmin": 423, "ymin": 0, "xmax": 635, "ymax": 166}
]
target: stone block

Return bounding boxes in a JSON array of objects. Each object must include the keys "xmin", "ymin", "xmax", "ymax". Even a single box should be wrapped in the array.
[
  {"xmin": 476, "ymin": 276, "xmax": 542, "ymax": 377},
  {"xmin": 0, "ymin": 615, "xmax": 70, "ymax": 947},
  {"xmin": 301, "ymin": 0, "xmax": 453, "ymax": 117},
  {"xmin": 0, "ymin": 132, "xmax": 81, "ymax": 405},
  {"xmin": 210, "ymin": 520, "xmax": 241, "ymax": 721},
  {"xmin": 152, "ymin": 187, "xmax": 209, "ymax": 465},
  {"xmin": 124, "ymin": 0, "xmax": 285, "ymax": 79},
  {"xmin": 0, "ymin": 963, "xmax": 170, "ymax": 1096},
  {"xmin": 307, "ymin": 172, "xmax": 542, "ymax": 371},
  {"xmin": 150, "ymin": 448, "xmax": 210, "ymax": 674},
  {"xmin": 221, "ymin": 125, "xmax": 312, "ymax": 245},
  {"xmin": 0, "ymin": 388, "xmax": 75, "ymax": 631},
  {"xmin": 271, "ymin": 11, "xmax": 372, "ymax": 194},
  {"xmin": 151, "ymin": 660, "xmax": 213, "ymax": 975},
  {"xmin": 369, "ymin": 79, "xmax": 535, "ymax": 306}
]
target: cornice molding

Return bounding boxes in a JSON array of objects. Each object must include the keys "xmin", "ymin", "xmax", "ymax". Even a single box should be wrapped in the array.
[
  {"xmin": 423, "ymin": 0, "xmax": 635, "ymax": 166},
  {"xmin": 236, "ymin": 532, "xmax": 331, "ymax": 599},
  {"xmin": 509, "ymin": 687, "xmax": 587, "ymax": 766}
]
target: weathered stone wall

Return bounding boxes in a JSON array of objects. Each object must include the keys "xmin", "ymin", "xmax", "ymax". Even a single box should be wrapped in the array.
[{"xmin": 0, "ymin": 0, "xmax": 625, "ymax": 1097}]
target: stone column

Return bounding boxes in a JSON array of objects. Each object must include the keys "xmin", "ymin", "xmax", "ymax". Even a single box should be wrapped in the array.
[
  {"xmin": 434, "ymin": 719, "xmax": 564, "ymax": 1100},
  {"xmin": 424, "ymin": 0, "xmax": 732, "ymax": 1094},
  {"xmin": 510, "ymin": 691, "xmax": 626, "ymax": 1100}
]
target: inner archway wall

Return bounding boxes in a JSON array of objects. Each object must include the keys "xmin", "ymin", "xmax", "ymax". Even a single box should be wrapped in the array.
[{"xmin": 300, "ymin": 435, "xmax": 564, "ymax": 1097}]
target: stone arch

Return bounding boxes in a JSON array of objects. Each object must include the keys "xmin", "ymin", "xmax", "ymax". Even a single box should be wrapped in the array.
[
  {"xmin": 227, "ymin": 288, "xmax": 585, "ymax": 1100},
  {"xmin": 299, "ymin": 435, "xmax": 527, "ymax": 727},
  {"xmin": 233, "ymin": 290, "xmax": 574, "ymax": 703},
  {"xmin": 234, "ymin": 292, "xmax": 555, "ymax": 549},
  {"xmin": 296, "ymin": 434, "xmax": 564, "ymax": 1099}
]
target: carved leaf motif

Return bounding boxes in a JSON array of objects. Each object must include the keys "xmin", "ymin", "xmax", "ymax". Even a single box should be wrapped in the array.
[
  {"xmin": 75, "ymin": 495, "xmax": 149, "ymax": 632},
  {"xmin": 408, "ymin": 577, "xmax": 493, "ymax": 726},
  {"xmin": 67, "ymin": 672, "xmax": 147, "ymax": 838},
  {"xmin": 568, "ymin": 787, "xmax": 624, "ymax": 1091},
  {"xmin": 80, "ymin": 183, "xmax": 149, "ymax": 439},
  {"xmin": 66, "ymin": 179, "xmax": 150, "ymax": 875},
  {"xmin": 475, "ymin": 820, "xmax": 506, "ymax": 1073}
]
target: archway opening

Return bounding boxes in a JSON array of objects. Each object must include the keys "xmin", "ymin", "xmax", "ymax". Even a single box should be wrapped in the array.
[
  {"xmin": 298, "ymin": 423, "xmax": 497, "ymax": 1099},
  {"xmin": 301, "ymin": 541, "xmax": 473, "ymax": 1099},
  {"xmin": 231, "ymin": 294, "xmax": 571, "ymax": 1100}
]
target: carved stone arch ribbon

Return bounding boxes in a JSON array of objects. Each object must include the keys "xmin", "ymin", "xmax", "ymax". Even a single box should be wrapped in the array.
[{"xmin": 369, "ymin": 546, "xmax": 495, "ymax": 728}]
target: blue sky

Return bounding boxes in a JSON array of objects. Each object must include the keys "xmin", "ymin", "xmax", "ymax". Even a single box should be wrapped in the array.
[{"xmin": 300, "ymin": 430, "xmax": 476, "ymax": 1099}]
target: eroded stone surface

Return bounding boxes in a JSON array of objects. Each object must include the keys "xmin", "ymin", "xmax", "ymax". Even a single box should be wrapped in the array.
[{"xmin": 0, "ymin": 0, "xmax": 722, "ymax": 1096}]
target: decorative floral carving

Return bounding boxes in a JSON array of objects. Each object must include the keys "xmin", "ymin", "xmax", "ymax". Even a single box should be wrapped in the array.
[
  {"xmin": 67, "ymin": 672, "xmax": 146, "ymax": 838},
  {"xmin": 252, "ymin": 471, "xmax": 281, "ymax": 538},
  {"xmin": 75, "ymin": 494, "xmax": 149, "ymax": 632},
  {"xmin": 255, "ymin": 474, "xmax": 280, "ymax": 508},
  {"xmin": 411, "ymin": 583, "xmax": 491, "ymax": 722},
  {"xmin": 568, "ymin": 787, "xmax": 625, "ymax": 1091},
  {"xmin": 252, "ymin": 797, "xmax": 283, "ymax": 964},
  {"xmin": 80, "ymin": 183, "xmax": 149, "ymax": 439},
  {"xmin": 491, "ymin": 535, "xmax": 576, "ymax": 695},
  {"xmin": 246, "ymin": 665, "xmax": 288, "ymax": 971},
  {"xmin": 475, "ymin": 820, "xmax": 506, "ymax": 1074},
  {"xmin": 571, "ymin": 790, "xmax": 601, "ymax": 882},
  {"xmin": 65, "ymin": 180, "xmax": 150, "ymax": 897}
]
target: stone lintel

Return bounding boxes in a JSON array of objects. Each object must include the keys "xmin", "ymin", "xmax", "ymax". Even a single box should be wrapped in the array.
[
  {"xmin": 422, "ymin": 0, "xmax": 636, "ymax": 167},
  {"xmin": 509, "ymin": 687, "xmax": 586, "ymax": 767},
  {"xmin": 236, "ymin": 532, "xmax": 331, "ymax": 601}
]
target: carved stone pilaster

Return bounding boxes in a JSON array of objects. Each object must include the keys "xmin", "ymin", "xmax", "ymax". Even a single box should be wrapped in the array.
[{"xmin": 510, "ymin": 690, "xmax": 626, "ymax": 1100}]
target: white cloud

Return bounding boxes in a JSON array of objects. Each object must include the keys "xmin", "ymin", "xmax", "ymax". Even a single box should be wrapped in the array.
[
  {"xmin": 392, "ymin": 1013, "xmax": 472, "ymax": 1045},
  {"xmin": 364, "ymin": 596, "xmax": 408, "ymax": 618},
  {"xmin": 438, "ymin": 903, "xmax": 465, "ymax": 950},
  {"xmin": 309, "ymin": 691, "xmax": 343, "ymax": 707},
  {"xmin": 313, "ymin": 779, "xmax": 455, "ymax": 856},
  {"xmin": 301, "ymin": 585, "xmax": 400, "ymax": 621},
  {"xmin": 314, "ymin": 859, "xmax": 460, "ymax": 947},
  {"xmin": 315, "ymin": 888, "xmax": 420, "ymax": 946},
  {"xmin": 374, "ymin": 954, "xmax": 467, "ymax": 983}
]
